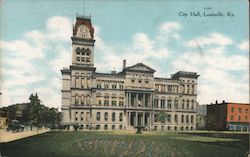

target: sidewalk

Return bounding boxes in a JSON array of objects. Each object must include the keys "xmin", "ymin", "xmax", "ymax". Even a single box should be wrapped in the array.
[{"xmin": 0, "ymin": 128, "xmax": 50, "ymax": 143}]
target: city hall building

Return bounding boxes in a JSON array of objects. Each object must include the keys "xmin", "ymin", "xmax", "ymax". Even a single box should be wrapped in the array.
[{"xmin": 61, "ymin": 16, "xmax": 199, "ymax": 131}]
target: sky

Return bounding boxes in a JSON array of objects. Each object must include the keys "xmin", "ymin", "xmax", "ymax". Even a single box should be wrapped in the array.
[{"xmin": 0, "ymin": 0, "xmax": 249, "ymax": 109}]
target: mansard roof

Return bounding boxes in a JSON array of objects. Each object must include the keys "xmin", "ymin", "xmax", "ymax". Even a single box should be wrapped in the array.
[
  {"xmin": 123, "ymin": 63, "xmax": 156, "ymax": 74},
  {"xmin": 171, "ymin": 71, "xmax": 199, "ymax": 79}
]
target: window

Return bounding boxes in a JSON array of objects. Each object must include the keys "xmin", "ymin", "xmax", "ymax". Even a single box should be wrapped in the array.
[
  {"xmin": 119, "ymin": 113, "xmax": 123, "ymax": 122},
  {"xmin": 191, "ymin": 115, "xmax": 194, "ymax": 123},
  {"xmin": 97, "ymin": 83, "xmax": 101, "ymax": 88},
  {"xmin": 167, "ymin": 114, "xmax": 171, "ymax": 123},
  {"xmin": 231, "ymin": 107, "xmax": 234, "ymax": 113},
  {"xmin": 245, "ymin": 116, "xmax": 248, "ymax": 120},
  {"xmin": 112, "ymin": 125, "xmax": 115, "ymax": 130},
  {"xmin": 75, "ymin": 95, "xmax": 79, "ymax": 104},
  {"xmin": 96, "ymin": 112, "xmax": 101, "ymax": 121},
  {"xmin": 145, "ymin": 80, "xmax": 149, "ymax": 84},
  {"xmin": 98, "ymin": 100, "xmax": 102, "ymax": 105},
  {"xmin": 238, "ymin": 108, "xmax": 242, "ymax": 113},
  {"xmin": 104, "ymin": 112, "xmax": 108, "ymax": 121},
  {"xmin": 86, "ymin": 95, "xmax": 90, "ymax": 105},
  {"xmin": 186, "ymin": 115, "xmax": 189, "ymax": 123},
  {"xmin": 119, "ymin": 97, "xmax": 124, "ymax": 107},
  {"xmin": 104, "ymin": 95, "xmax": 109, "ymax": 106},
  {"xmin": 154, "ymin": 99, "xmax": 158, "ymax": 108},
  {"xmin": 112, "ymin": 84, "xmax": 117, "ymax": 89},
  {"xmin": 238, "ymin": 116, "xmax": 241, "ymax": 121},
  {"xmin": 76, "ymin": 57, "xmax": 80, "ymax": 61},
  {"xmin": 119, "ymin": 125, "xmax": 123, "ymax": 130},
  {"xmin": 181, "ymin": 115, "xmax": 184, "ymax": 123},
  {"xmin": 81, "ymin": 78, "xmax": 85, "ymax": 88},
  {"xmin": 174, "ymin": 126, "xmax": 177, "ymax": 131},
  {"xmin": 174, "ymin": 99, "xmax": 178, "ymax": 109},
  {"xmin": 191, "ymin": 100, "xmax": 194, "ymax": 109},
  {"xmin": 182, "ymin": 99, "xmax": 185, "ymax": 109},
  {"xmin": 112, "ymin": 95, "xmax": 117, "ymax": 106},
  {"xmin": 112, "ymin": 100, "xmax": 116, "ymax": 106},
  {"xmin": 186, "ymin": 100, "xmax": 189, "ymax": 109},
  {"xmin": 230, "ymin": 116, "xmax": 234, "ymax": 120},
  {"xmin": 112, "ymin": 113, "xmax": 116, "ymax": 122},
  {"xmin": 81, "ymin": 95, "xmax": 84, "ymax": 105},
  {"xmin": 154, "ymin": 114, "xmax": 158, "ymax": 122},
  {"xmin": 167, "ymin": 99, "xmax": 172, "ymax": 109},
  {"xmin": 131, "ymin": 79, "xmax": 135, "ymax": 83},
  {"xmin": 104, "ymin": 83, "xmax": 109, "ymax": 89},
  {"xmin": 104, "ymin": 125, "xmax": 108, "ymax": 130},
  {"xmin": 160, "ymin": 99, "xmax": 165, "ymax": 109},
  {"xmin": 191, "ymin": 85, "xmax": 194, "ymax": 94},
  {"xmin": 138, "ymin": 80, "xmax": 142, "ymax": 83},
  {"xmin": 119, "ymin": 85, "xmax": 124, "ymax": 89},
  {"xmin": 96, "ymin": 125, "xmax": 100, "ymax": 130},
  {"xmin": 174, "ymin": 115, "xmax": 178, "ymax": 123},
  {"xmin": 245, "ymin": 109, "xmax": 249, "ymax": 114}
]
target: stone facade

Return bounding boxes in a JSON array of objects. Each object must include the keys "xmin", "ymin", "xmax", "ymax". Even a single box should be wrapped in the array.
[{"xmin": 61, "ymin": 16, "xmax": 199, "ymax": 131}]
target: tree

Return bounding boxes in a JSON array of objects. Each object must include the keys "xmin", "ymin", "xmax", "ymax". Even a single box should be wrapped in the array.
[{"xmin": 157, "ymin": 111, "xmax": 167, "ymax": 131}]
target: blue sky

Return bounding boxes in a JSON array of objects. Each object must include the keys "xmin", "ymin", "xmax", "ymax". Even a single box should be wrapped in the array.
[{"xmin": 0, "ymin": 0, "xmax": 249, "ymax": 108}]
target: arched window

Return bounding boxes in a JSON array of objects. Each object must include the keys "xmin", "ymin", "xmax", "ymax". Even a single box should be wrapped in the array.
[
  {"xmin": 191, "ymin": 100, "xmax": 194, "ymax": 109},
  {"xmin": 96, "ymin": 93, "xmax": 102, "ymax": 106},
  {"xmin": 154, "ymin": 97, "xmax": 159, "ymax": 108},
  {"xmin": 75, "ymin": 94, "xmax": 79, "ymax": 104},
  {"xmin": 81, "ymin": 95, "xmax": 85, "ymax": 105},
  {"xmin": 174, "ymin": 99, "xmax": 178, "ymax": 109},
  {"xmin": 112, "ymin": 94, "xmax": 117, "ymax": 106},
  {"xmin": 86, "ymin": 95, "xmax": 90, "ymax": 105},
  {"xmin": 186, "ymin": 115, "xmax": 189, "ymax": 123},
  {"xmin": 186, "ymin": 100, "xmax": 189, "ymax": 109},
  {"xmin": 182, "ymin": 99, "xmax": 185, "ymax": 109},
  {"xmin": 174, "ymin": 115, "xmax": 178, "ymax": 123},
  {"xmin": 167, "ymin": 98, "xmax": 172, "ymax": 109},
  {"xmin": 191, "ymin": 115, "xmax": 194, "ymax": 123},
  {"xmin": 112, "ymin": 112, "xmax": 116, "ymax": 122},
  {"xmin": 181, "ymin": 115, "xmax": 184, "ymax": 123},
  {"xmin": 119, "ymin": 95, "xmax": 124, "ymax": 107},
  {"xmin": 104, "ymin": 93, "xmax": 109, "ymax": 106}
]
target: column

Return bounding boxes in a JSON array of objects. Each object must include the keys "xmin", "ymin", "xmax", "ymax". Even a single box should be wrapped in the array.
[
  {"xmin": 127, "ymin": 112, "xmax": 130, "ymax": 127},
  {"xmin": 135, "ymin": 112, "xmax": 138, "ymax": 126},
  {"xmin": 151, "ymin": 112, "xmax": 154, "ymax": 127},
  {"xmin": 142, "ymin": 94, "xmax": 145, "ymax": 108},
  {"xmin": 148, "ymin": 94, "xmax": 152, "ymax": 108},
  {"xmin": 158, "ymin": 98, "xmax": 161, "ymax": 109},
  {"xmin": 126, "ymin": 93, "xmax": 128, "ymax": 107},
  {"xmin": 142, "ymin": 112, "xmax": 145, "ymax": 127},
  {"xmin": 128, "ymin": 93, "xmax": 131, "ymax": 107},
  {"xmin": 136, "ymin": 93, "xmax": 138, "ymax": 107},
  {"xmin": 149, "ymin": 113, "xmax": 151, "ymax": 127}
]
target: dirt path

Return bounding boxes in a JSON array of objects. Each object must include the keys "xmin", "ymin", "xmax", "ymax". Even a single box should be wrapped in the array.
[{"xmin": 0, "ymin": 129, "xmax": 50, "ymax": 143}]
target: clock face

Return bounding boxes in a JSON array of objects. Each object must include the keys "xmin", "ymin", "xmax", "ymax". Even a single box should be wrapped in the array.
[{"xmin": 77, "ymin": 25, "xmax": 91, "ymax": 39}]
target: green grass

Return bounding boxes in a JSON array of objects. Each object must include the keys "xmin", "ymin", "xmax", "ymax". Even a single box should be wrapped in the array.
[{"xmin": 0, "ymin": 131, "xmax": 248, "ymax": 157}]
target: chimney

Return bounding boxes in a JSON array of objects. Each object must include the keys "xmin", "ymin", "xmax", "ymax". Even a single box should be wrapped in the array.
[
  {"xmin": 215, "ymin": 100, "xmax": 218, "ymax": 104},
  {"xmin": 123, "ymin": 60, "xmax": 126, "ymax": 69}
]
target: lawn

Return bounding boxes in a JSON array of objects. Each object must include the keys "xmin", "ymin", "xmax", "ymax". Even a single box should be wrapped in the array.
[{"xmin": 0, "ymin": 131, "xmax": 248, "ymax": 157}]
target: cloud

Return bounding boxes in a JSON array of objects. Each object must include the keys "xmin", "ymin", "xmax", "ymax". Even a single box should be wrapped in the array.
[
  {"xmin": 187, "ymin": 33, "xmax": 233, "ymax": 48},
  {"xmin": 171, "ymin": 33, "xmax": 248, "ymax": 104},
  {"xmin": 239, "ymin": 40, "xmax": 249, "ymax": 51},
  {"xmin": 46, "ymin": 16, "xmax": 72, "ymax": 41},
  {"xmin": 1, "ymin": 16, "xmax": 71, "ymax": 108},
  {"xmin": 159, "ymin": 21, "xmax": 182, "ymax": 34}
]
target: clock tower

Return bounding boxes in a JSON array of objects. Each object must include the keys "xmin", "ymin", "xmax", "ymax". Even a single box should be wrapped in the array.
[{"xmin": 71, "ymin": 15, "xmax": 95, "ymax": 67}]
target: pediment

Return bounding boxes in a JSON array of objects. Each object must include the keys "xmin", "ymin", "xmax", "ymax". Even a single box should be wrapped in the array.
[{"xmin": 125, "ymin": 63, "xmax": 155, "ymax": 73}]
